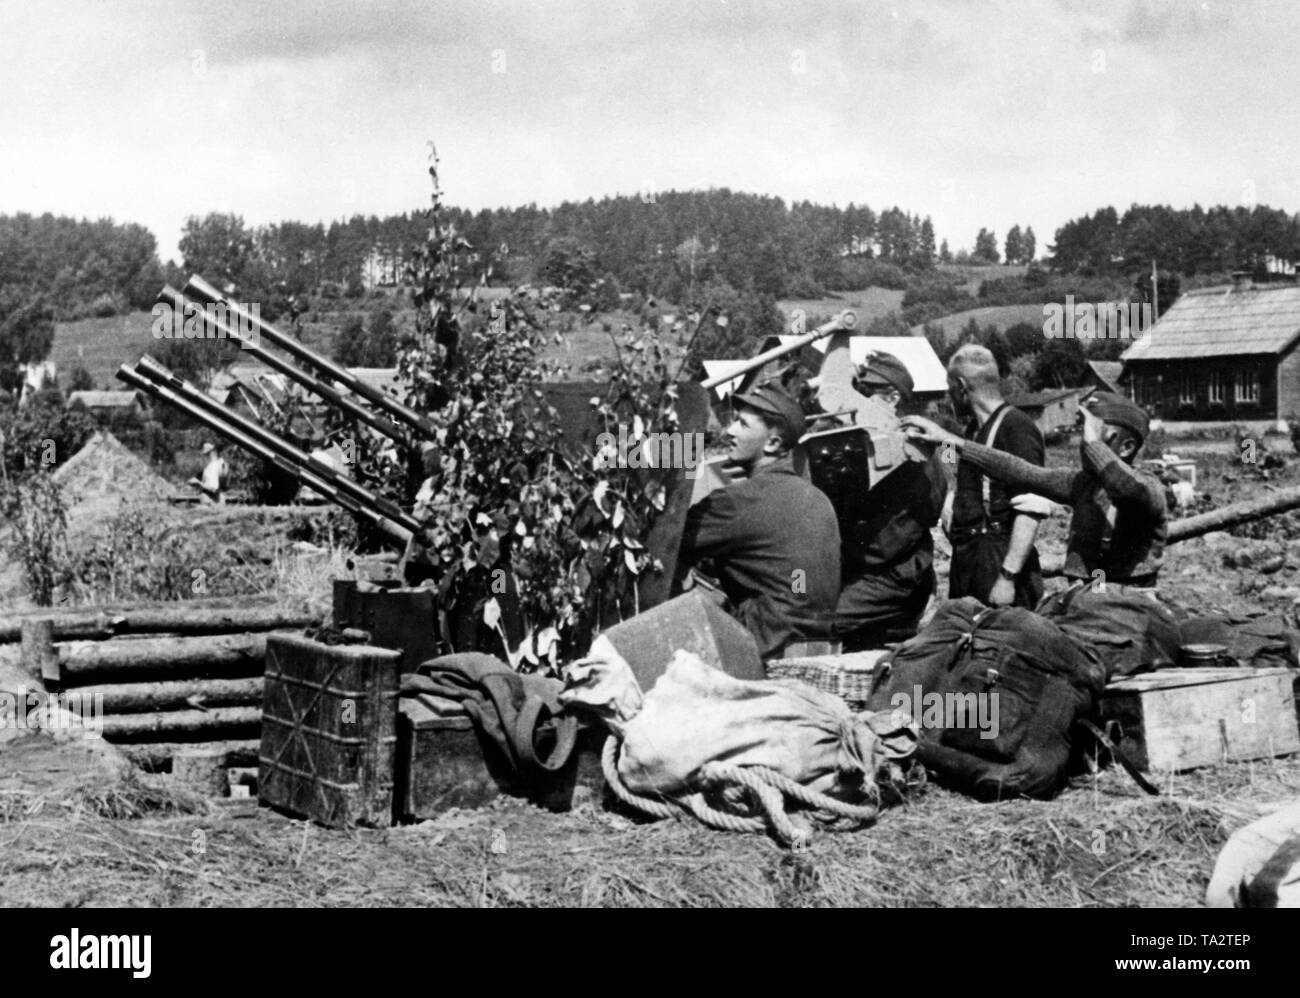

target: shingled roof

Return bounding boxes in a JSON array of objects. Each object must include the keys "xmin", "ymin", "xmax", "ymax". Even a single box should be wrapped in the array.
[{"xmin": 1122, "ymin": 283, "xmax": 1300, "ymax": 361}]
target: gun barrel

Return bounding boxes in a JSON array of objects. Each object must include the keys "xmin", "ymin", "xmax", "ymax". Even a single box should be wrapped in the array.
[
  {"xmin": 117, "ymin": 365, "xmax": 413, "ymax": 547},
  {"xmin": 182, "ymin": 275, "xmax": 439, "ymax": 440},
  {"xmin": 157, "ymin": 287, "xmax": 409, "ymax": 445},
  {"xmin": 130, "ymin": 355, "xmax": 421, "ymax": 536},
  {"xmin": 699, "ymin": 310, "xmax": 857, "ymax": 390}
]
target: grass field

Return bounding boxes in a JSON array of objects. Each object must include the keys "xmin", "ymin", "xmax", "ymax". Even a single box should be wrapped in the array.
[
  {"xmin": 911, "ymin": 302, "xmax": 1048, "ymax": 342},
  {"xmin": 777, "ymin": 287, "xmax": 906, "ymax": 327},
  {"xmin": 937, "ymin": 262, "xmax": 1028, "ymax": 295}
]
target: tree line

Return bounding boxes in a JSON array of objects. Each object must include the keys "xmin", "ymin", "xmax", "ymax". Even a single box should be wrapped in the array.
[{"xmin": 1049, "ymin": 203, "xmax": 1300, "ymax": 276}]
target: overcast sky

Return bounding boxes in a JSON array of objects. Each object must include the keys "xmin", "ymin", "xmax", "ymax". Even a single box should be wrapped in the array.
[{"xmin": 2, "ymin": 0, "xmax": 1297, "ymax": 263}]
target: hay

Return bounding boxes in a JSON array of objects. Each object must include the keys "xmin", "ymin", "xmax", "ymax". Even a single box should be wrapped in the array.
[
  {"xmin": 2, "ymin": 756, "xmax": 1295, "ymax": 907},
  {"xmin": 53, "ymin": 431, "xmax": 177, "ymax": 514}
]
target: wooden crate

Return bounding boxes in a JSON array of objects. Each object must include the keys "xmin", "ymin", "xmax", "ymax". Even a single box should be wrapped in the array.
[
  {"xmin": 1100, "ymin": 667, "xmax": 1300, "ymax": 773},
  {"xmin": 396, "ymin": 694, "xmax": 606, "ymax": 821},
  {"xmin": 258, "ymin": 632, "xmax": 401, "ymax": 828}
]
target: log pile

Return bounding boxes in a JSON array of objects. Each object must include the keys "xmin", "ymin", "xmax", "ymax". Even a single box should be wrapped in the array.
[{"xmin": 10, "ymin": 596, "xmax": 320, "ymax": 774}]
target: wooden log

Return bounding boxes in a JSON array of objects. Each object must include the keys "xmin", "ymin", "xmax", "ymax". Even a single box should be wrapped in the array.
[
  {"xmin": 117, "ymin": 739, "xmax": 260, "ymax": 771},
  {"xmin": 0, "ymin": 603, "xmax": 318, "ymax": 643},
  {"xmin": 101, "ymin": 706, "xmax": 262, "ymax": 742},
  {"xmin": 57, "ymin": 633, "xmax": 267, "ymax": 684},
  {"xmin": 1168, "ymin": 484, "xmax": 1300, "ymax": 543},
  {"xmin": 20, "ymin": 618, "xmax": 59, "ymax": 685},
  {"xmin": 77, "ymin": 677, "xmax": 263, "ymax": 714},
  {"xmin": 172, "ymin": 746, "xmax": 231, "ymax": 796}
]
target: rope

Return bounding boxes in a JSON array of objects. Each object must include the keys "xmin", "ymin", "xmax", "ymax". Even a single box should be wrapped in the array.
[{"xmin": 600, "ymin": 736, "xmax": 880, "ymax": 848}]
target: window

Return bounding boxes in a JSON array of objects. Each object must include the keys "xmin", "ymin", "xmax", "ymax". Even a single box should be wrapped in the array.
[
  {"xmin": 1235, "ymin": 369, "xmax": 1260, "ymax": 405},
  {"xmin": 1209, "ymin": 369, "xmax": 1224, "ymax": 405},
  {"xmin": 1179, "ymin": 370, "xmax": 1196, "ymax": 405}
]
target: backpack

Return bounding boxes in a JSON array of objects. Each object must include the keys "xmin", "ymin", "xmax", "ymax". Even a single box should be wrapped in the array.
[
  {"xmin": 866, "ymin": 598, "xmax": 1107, "ymax": 801},
  {"xmin": 1035, "ymin": 582, "xmax": 1182, "ymax": 680}
]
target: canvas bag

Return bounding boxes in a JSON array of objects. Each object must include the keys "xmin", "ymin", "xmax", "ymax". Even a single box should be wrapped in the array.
[
  {"xmin": 866, "ymin": 598, "xmax": 1107, "ymax": 801},
  {"xmin": 617, "ymin": 650, "xmax": 916, "ymax": 801}
]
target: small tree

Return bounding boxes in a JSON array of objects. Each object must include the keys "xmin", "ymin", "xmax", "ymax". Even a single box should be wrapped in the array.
[
  {"xmin": 1004, "ymin": 225, "xmax": 1023, "ymax": 266},
  {"xmin": 68, "ymin": 364, "xmax": 95, "ymax": 392},
  {"xmin": 1022, "ymin": 226, "xmax": 1037, "ymax": 263},
  {"xmin": 973, "ymin": 228, "xmax": 1000, "ymax": 265},
  {"xmin": 0, "ymin": 286, "xmax": 55, "ymax": 396}
]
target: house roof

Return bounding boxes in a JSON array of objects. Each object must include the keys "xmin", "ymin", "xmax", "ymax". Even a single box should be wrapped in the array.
[
  {"xmin": 67, "ymin": 390, "xmax": 139, "ymax": 409},
  {"xmin": 1087, "ymin": 360, "xmax": 1124, "ymax": 390},
  {"xmin": 1006, "ymin": 388, "xmax": 1082, "ymax": 409},
  {"xmin": 703, "ymin": 335, "xmax": 948, "ymax": 399},
  {"xmin": 346, "ymin": 367, "xmax": 401, "ymax": 395},
  {"xmin": 1121, "ymin": 283, "xmax": 1300, "ymax": 361}
]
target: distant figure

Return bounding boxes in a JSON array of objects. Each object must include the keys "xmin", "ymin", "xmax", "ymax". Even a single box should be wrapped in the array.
[{"xmin": 191, "ymin": 441, "xmax": 229, "ymax": 504}]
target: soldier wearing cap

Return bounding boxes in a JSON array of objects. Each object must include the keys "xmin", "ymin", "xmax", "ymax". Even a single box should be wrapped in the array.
[
  {"xmin": 903, "ymin": 391, "xmax": 1168, "ymax": 587},
  {"xmin": 679, "ymin": 382, "xmax": 842, "ymax": 658},
  {"xmin": 834, "ymin": 352, "xmax": 948, "ymax": 648}
]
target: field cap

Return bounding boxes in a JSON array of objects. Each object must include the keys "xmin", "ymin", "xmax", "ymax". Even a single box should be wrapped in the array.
[
  {"xmin": 733, "ymin": 381, "xmax": 806, "ymax": 445},
  {"xmin": 855, "ymin": 351, "xmax": 914, "ymax": 398},
  {"xmin": 201, "ymin": 442, "xmax": 216, "ymax": 454},
  {"xmin": 1085, "ymin": 391, "xmax": 1149, "ymax": 442}
]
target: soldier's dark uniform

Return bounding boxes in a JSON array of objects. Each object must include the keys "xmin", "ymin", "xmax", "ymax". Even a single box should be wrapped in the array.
[
  {"xmin": 680, "ymin": 386, "xmax": 842, "ymax": 660},
  {"xmin": 957, "ymin": 393, "xmax": 1167, "ymax": 586},
  {"xmin": 834, "ymin": 353, "xmax": 948, "ymax": 649},
  {"xmin": 949, "ymin": 402, "xmax": 1046, "ymax": 608}
]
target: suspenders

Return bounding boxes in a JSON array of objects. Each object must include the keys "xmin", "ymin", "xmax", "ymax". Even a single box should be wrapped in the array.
[{"xmin": 978, "ymin": 406, "xmax": 1012, "ymax": 525}]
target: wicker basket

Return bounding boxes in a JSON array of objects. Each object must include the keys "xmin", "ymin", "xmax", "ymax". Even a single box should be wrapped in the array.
[{"xmin": 766, "ymin": 650, "xmax": 891, "ymax": 710}]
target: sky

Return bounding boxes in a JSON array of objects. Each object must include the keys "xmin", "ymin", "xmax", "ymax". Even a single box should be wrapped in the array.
[{"xmin": 1, "ymin": 0, "xmax": 1297, "ymax": 264}]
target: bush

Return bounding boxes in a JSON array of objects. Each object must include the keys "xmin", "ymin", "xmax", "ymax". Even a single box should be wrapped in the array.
[{"xmin": 0, "ymin": 470, "xmax": 71, "ymax": 605}]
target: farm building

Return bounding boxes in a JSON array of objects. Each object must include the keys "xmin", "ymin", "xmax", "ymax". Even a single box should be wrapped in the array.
[
  {"xmin": 66, "ymin": 389, "xmax": 145, "ymax": 420},
  {"xmin": 1005, "ymin": 388, "xmax": 1083, "ymax": 437},
  {"xmin": 1120, "ymin": 278, "xmax": 1300, "ymax": 431}
]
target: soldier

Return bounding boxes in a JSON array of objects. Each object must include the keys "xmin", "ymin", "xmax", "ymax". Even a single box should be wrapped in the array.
[
  {"xmin": 191, "ymin": 441, "xmax": 229, "ymax": 504},
  {"xmin": 679, "ymin": 382, "xmax": 842, "ymax": 658},
  {"xmin": 921, "ymin": 344, "xmax": 1047, "ymax": 608},
  {"xmin": 834, "ymin": 353, "xmax": 948, "ymax": 648},
  {"xmin": 902, "ymin": 391, "xmax": 1167, "ymax": 587}
]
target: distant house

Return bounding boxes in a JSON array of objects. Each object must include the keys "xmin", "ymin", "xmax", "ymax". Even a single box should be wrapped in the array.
[
  {"xmin": 208, "ymin": 366, "xmax": 289, "ymax": 420},
  {"xmin": 1085, "ymin": 360, "xmax": 1124, "ymax": 394},
  {"xmin": 67, "ymin": 390, "xmax": 144, "ymax": 420},
  {"xmin": 1120, "ymin": 278, "xmax": 1300, "ymax": 429},
  {"xmin": 346, "ymin": 367, "xmax": 401, "ymax": 397},
  {"xmin": 1006, "ymin": 388, "xmax": 1084, "ymax": 437}
]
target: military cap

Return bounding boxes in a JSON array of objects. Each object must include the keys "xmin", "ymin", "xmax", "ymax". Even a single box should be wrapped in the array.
[
  {"xmin": 1084, "ymin": 391, "xmax": 1150, "ymax": 442},
  {"xmin": 733, "ymin": 381, "xmax": 807, "ymax": 445},
  {"xmin": 855, "ymin": 351, "xmax": 914, "ymax": 398}
]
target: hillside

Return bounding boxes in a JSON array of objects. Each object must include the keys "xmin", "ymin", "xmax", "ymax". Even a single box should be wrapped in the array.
[
  {"xmin": 777, "ymin": 287, "xmax": 905, "ymax": 326},
  {"xmin": 49, "ymin": 293, "xmax": 693, "ymax": 390},
  {"xmin": 910, "ymin": 302, "xmax": 1047, "ymax": 343}
]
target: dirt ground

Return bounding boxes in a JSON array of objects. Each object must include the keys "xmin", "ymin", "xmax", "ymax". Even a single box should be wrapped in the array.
[{"xmin": 3, "ymin": 434, "xmax": 1299, "ymax": 908}]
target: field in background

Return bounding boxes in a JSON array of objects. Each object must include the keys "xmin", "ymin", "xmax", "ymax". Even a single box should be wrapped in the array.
[
  {"xmin": 936, "ymin": 262, "xmax": 1028, "ymax": 295},
  {"xmin": 777, "ymin": 287, "xmax": 905, "ymax": 326},
  {"xmin": 912, "ymin": 302, "xmax": 1048, "ymax": 341}
]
